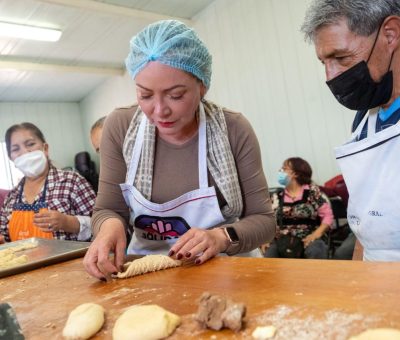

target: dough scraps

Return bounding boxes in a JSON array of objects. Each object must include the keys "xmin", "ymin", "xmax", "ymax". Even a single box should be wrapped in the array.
[
  {"xmin": 62, "ymin": 303, "xmax": 105, "ymax": 340},
  {"xmin": 112, "ymin": 304, "xmax": 181, "ymax": 340},
  {"xmin": 195, "ymin": 292, "xmax": 247, "ymax": 332},
  {"xmin": 0, "ymin": 241, "xmax": 38, "ymax": 269},
  {"xmin": 349, "ymin": 328, "xmax": 400, "ymax": 340},
  {"xmin": 115, "ymin": 254, "xmax": 181, "ymax": 279}
]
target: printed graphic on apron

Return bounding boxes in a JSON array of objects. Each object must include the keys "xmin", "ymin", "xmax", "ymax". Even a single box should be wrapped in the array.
[{"xmin": 135, "ymin": 215, "xmax": 191, "ymax": 241}]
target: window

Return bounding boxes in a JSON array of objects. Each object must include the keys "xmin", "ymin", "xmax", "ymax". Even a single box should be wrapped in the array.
[{"xmin": 0, "ymin": 142, "xmax": 23, "ymax": 189}]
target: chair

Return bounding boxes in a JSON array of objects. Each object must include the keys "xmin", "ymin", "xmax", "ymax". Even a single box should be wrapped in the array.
[
  {"xmin": 327, "ymin": 196, "xmax": 351, "ymax": 258},
  {"xmin": 74, "ymin": 151, "xmax": 99, "ymax": 193}
]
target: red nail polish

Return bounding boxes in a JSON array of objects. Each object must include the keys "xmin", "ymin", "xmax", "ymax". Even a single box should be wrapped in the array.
[
  {"xmin": 185, "ymin": 252, "xmax": 191, "ymax": 258},
  {"xmin": 168, "ymin": 250, "xmax": 175, "ymax": 256},
  {"xmin": 195, "ymin": 259, "xmax": 201, "ymax": 265},
  {"xmin": 177, "ymin": 253, "xmax": 183, "ymax": 260}
]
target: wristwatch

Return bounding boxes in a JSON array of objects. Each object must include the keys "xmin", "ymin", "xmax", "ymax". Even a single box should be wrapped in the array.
[{"xmin": 223, "ymin": 226, "xmax": 240, "ymax": 244}]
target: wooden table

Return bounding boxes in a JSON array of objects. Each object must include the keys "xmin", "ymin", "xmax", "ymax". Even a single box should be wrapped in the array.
[{"xmin": 1, "ymin": 257, "xmax": 400, "ymax": 339}]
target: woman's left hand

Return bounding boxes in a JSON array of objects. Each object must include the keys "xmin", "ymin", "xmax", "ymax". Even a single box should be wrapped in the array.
[
  {"xmin": 34, "ymin": 210, "xmax": 67, "ymax": 233},
  {"xmin": 169, "ymin": 228, "xmax": 230, "ymax": 265},
  {"xmin": 303, "ymin": 229, "xmax": 324, "ymax": 248}
]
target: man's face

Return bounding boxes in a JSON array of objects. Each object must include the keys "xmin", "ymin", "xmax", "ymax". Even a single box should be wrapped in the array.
[
  {"xmin": 314, "ymin": 18, "xmax": 381, "ymax": 82},
  {"xmin": 91, "ymin": 127, "xmax": 102, "ymax": 154}
]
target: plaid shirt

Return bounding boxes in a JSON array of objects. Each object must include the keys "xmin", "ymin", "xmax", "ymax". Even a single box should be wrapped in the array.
[{"xmin": 0, "ymin": 165, "xmax": 96, "ymax": 242}]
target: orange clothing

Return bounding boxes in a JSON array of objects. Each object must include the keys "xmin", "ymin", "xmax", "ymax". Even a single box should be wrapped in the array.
[{"xmin": 9, "ymin": 206, "xmax": 53, "ymax": 241}]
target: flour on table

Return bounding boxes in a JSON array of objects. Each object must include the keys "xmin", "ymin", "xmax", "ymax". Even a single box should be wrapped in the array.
[
  {"xmin": 112, "ymin": 304, "xmax": 181, "ymax": 340},
  {"xmin": 115, "ymin": 255, "xmax": 181, "ymax": 279},
  {"xmin": 62, "ymin": 303, "xmax": 105, "ymax": 340},
  {"xmin": 349, "ymin": 328, "xmax": 400, "ymax": 340}
]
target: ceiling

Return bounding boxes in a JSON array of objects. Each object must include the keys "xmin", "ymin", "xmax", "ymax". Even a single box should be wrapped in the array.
[{"xmin": 0, "ymin": 0, "xmax": 215, "ymax": 102}]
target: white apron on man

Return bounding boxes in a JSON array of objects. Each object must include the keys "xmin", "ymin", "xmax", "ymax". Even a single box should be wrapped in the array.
[
  {"xmin": 120, "ymin": 104, "xmax": 258, "ymax": 256},
  {"xmin": 335, "ymin": 108, "xmax": 400, "ymax": 261}
]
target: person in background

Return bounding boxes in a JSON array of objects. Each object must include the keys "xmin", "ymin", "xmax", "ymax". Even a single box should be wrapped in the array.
[
  {"xmin": 0, "ymin": 122, "xmax": 96, "ymax": 244},
  {"xmin": 301, "ymin": 0, "xmax": 400, "ymax": 261},
  {"xmin": 264, "ymin": 157, "xmax": 333, "ymax": 259},
  {"xmin": 83, "ymin": 19, "xmax": 276, "ymax": 280},
  {"xmin": 90, "ymin": 116, "xmax": 106, "ymax": 154}
]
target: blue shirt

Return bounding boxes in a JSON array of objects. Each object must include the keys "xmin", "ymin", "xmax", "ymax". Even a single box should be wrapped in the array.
[{"xmin": 351, "ymin": 97, "xmax": 400, "ymax": 140}]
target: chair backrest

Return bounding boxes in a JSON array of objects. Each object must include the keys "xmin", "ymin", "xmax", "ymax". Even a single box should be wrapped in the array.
[
  {"xmin": 323, "ymin": 174, "xmax": 349, "ymax": 207},
  {"xmin": 74, "ymin": 151, "xmax": 99, "ymax": 193},
  {"xmin": 329, "ymin": 196, "xmax": 348, "ymax": 229},
  {"xmin": 0, "ymin": 189, "xmax": 10, "ymax": 207}
]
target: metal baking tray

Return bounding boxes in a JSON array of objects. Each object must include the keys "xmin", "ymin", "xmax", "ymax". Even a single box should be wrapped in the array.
[{"xmin": 0, "ymin": 237, "xmax": 90, "ymax": 278}]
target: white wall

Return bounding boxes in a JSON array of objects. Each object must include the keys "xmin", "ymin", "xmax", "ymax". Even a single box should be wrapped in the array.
[
  {"xmin": 79, "ymin": 0, "xmax": 356, "ymax": 186},
  {"xmin": 79, "ymin": 71, "xmax": 136, "ymax": 160},
  {"xmin": 0, "ymin": 102, "xmax": 85, "ymax": 168}
]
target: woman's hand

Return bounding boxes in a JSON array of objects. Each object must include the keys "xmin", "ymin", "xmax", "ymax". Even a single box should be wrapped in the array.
[
  {"xmin": 34, "ymin": 210, "xmax": 70, "ymax": 233},
  {"xmin": 169, "ymin": 228, "xmax": 230, "ymax": 265},
  {"xmin": 0, "ymin": 234, "xmax": 5, "ymax": 244},
  {"xmin": 302, "ymin": 224, "xmax": 328, "ymax": 248},
  {"xmin": 83, "ymin": 219, "xmax": 126, "ymax": 280}
]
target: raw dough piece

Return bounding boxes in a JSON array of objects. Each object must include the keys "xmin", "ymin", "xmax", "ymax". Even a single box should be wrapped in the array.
[
  {"xmin": 112, "ymin": 304, "xmax": 181, "ymax": 340},
  {"xmin": 252, "ymin": 325, "xmax": 277, "ymax": 339},
  {"xmin": 62, "ymin": 303, "xmax": 105, "ymax": 340},
  {"xmin": 115, "ymin": 255, "xmax": 181, "ymax": 279},
  {"xmin": 0, "ymin": 254, "xmax": 28, "ymax": 269},
  {"xmin": 0, "ymin": 240, "xmax": 38, "ymax": 269},
  {"xmin": 9, "ymin": 240, "xmax": 38, "ymax": 252},
  {"xmin": 349, "ymin": 328, "xmax": 400, "ymax": 340},
  {"xmin": 195, "ymin": 292, "xmax": 246, "ymax": 332}
]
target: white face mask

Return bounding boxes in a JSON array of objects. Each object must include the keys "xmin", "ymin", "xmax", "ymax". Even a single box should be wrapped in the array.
[{"xmin": 14, "ymin": 150, "xmax": 47, "ymax": 178}]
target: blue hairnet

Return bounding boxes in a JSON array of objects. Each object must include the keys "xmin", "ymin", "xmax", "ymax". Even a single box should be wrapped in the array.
[{"xmin": 125, "ymin": 20, "xmax": 212, "ymax": 89}]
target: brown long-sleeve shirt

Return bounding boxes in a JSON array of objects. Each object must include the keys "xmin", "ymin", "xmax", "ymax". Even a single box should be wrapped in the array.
[{"xmin": 92, "ymin": 104, "xmax": 276, "ymax": 255}]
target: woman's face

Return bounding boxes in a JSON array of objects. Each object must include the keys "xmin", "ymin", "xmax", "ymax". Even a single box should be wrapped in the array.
[
  {"xmin": 135, "ymin": 61, "xmax": 206, "ymax": 144},
  {"xmin": 9, "ymin": 129, "xmax": 48, "ymax": 161},
  {"xmin": 282, "ymin": 162, "xmax": 297, "ymax": 183}
]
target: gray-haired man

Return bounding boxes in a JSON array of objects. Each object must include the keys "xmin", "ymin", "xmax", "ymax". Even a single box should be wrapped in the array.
[{"xmin": 302, "ymin": 0, "xmax": 400, "ymax": 261}]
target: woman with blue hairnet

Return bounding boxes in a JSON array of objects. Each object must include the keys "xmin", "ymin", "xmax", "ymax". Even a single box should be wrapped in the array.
[{"xmin": 83, "ymin": 20, "xmax": 276, "ymax": 280}]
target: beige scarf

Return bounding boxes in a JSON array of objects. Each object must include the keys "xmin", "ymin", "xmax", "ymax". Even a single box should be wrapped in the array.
[{"xmin": 122, "ymin": 99, "xmax": 243, "ymax": 218}]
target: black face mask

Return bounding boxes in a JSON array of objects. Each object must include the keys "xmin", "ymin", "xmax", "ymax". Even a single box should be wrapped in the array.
[
  {"xmin": 326, "ymin": 22, "xmax": 394, "ymax": 111},
  {"xmin": 326, "ymin": 61, "xmax": 393, "ymax": 110}
]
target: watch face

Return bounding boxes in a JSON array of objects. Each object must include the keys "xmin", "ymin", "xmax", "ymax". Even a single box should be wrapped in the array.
[{"xmin": 226, "ymin": 227, "xmax": 239, "ymax": 243}]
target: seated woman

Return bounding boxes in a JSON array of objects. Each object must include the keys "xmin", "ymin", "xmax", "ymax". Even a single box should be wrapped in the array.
[
  {"xmin": 0, "ymin": 122, "xmax": 96, "ymax": 243},
  {"xmin": 265, "ymin": 157, "xmax": 333, "ymax": 259},
  {"xmin": 83, "ymin": 19, "xmax": 276, "ymax": 280}
]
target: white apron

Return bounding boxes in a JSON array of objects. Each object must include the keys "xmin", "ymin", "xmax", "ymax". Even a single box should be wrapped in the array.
[
  {"xmin": 120, "ymin": 104, "xmax": 260, "ymax": 257},
  {"xmin": 335, "ymin": 108, "xmax": 400, "ymax": 261}
]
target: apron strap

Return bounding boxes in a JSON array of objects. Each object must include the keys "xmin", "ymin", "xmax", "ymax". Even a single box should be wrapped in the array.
[
  {"xmin": 198, "ymin": 102, "xmax": 208, "ymax": 189},
  {"xmin": 127, "ymin": 116, "xmax": 147, "ymax": 185},
  {"xmin": 18, "ymin": 177, "xmax": 48, "ymax": 203},
  {"xmin": 351, "ymin": 107, "xmax": 379, "ymax": 140}
]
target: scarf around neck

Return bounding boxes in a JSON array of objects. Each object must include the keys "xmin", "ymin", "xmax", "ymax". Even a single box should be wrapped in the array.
[{"xmin": 122, "ymin": 99, "xmax": 243, "ymax": 218}]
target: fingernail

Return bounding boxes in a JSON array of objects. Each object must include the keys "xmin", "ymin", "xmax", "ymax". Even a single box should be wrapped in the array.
[
  {"xmin": 99, "ymin": 277, "xmax": 106, "ymax": 282},
  {"xmin": 195, "ymin": 259, "xmax": 201, "ymax": 265},
  {"xmin": 177, "ymin": 253, "xmax": 183, "ymax": 260},
  {"xmin": 185, "ymin": 252, "xmax": 191, "ymax": 258},
  {"xmin": 112, "ymin": 272, "xmax": 118, "ymax": 275},
  {"xmin": 168, "ymin": 250, "xmax": 175, "ymax": 256}
]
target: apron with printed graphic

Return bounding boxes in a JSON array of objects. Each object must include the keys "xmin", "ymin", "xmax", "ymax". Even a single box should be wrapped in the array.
[
  {"xmin": 9, "ymin": 178, "xmax": 53, "ymax": 241},
  {"xmin": 120, "ymin": 103, "xmax": 260, "ymax": 256},
  {"xmin": 335, "ymin": 108, "xmax": 400, "ymax": 261}
]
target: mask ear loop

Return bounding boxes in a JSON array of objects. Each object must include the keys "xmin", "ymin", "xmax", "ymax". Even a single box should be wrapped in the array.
[{"xmin": 366, "ymin": 20, "xmax": 385, "ymax": 64}]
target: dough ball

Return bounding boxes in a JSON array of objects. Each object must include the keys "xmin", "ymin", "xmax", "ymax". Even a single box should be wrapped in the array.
[
  {"xmin": 62, "ymin": 303, "xmax": 105, "ymax": 340},
  {"xmin": 349, "ymin": 328, "xmax": 400, "ymax": 340},
  {"xmin": 112, "ymin": 305, "xmax": 181, "ymax": 340},
  {"xmin": 252, "ymin": 325, "xmax": 277, "ymax": 339}
]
